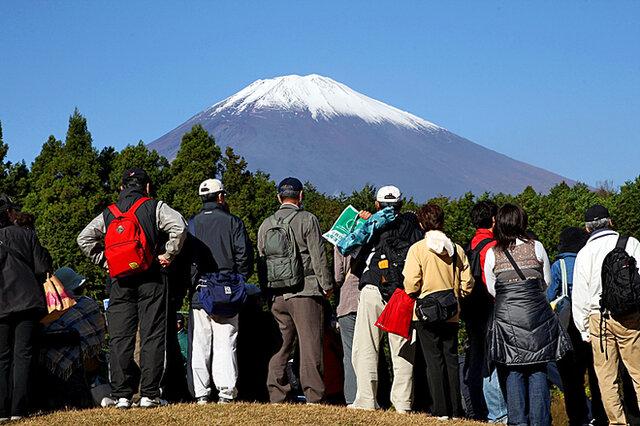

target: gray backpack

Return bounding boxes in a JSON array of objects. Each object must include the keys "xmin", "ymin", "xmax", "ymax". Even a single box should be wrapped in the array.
[{"xmin": 262, "ymin": 211, "xmax": 304, "ymax": 290}]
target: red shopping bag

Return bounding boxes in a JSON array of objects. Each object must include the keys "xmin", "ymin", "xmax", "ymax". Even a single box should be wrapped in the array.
[{"xmin": 375, "ymin": 288, "xmax": 414, "ymax": 339}]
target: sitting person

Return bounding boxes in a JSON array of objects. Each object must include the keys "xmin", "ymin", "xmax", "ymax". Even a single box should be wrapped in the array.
[{"xmin": 37, "ymin": 267, "xmax": 107, "ymax": 410}]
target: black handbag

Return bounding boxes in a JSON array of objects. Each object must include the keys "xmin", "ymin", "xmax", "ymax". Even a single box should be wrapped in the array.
[{"xmin": 415, "ymin": 246, "xmax": 459, "ymax": 323}]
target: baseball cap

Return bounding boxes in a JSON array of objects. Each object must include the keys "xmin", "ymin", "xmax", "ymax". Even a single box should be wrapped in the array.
[
  {"xmin": 199, "ymin": 179, "xmax": 224, "ymax": 196},
  {"xmin": 376, "ymin": 185, "xmax": 402, "ymax": 203},
  {"xmin": 277, "ymin": 177, "xmax": 304, "ymax": 197},
  {"xmin": 54, "ymin": 266, "xmax": 87, "ymax": 294},
  {"xmin": 585, "ymin": 205, "xmax": 610, "ymax": 222},
  {"xmin": 122, "ymin": 168, "xmax": 150, "ymax": 186}
]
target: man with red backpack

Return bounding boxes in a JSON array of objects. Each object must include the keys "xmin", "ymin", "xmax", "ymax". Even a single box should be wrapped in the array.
[{"xmin": 78, "ymin": 168, "xmax": 187, "ymax": 409}]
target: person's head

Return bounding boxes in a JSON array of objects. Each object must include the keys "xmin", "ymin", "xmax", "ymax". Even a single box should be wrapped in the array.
[
  {"xmin": 416, "ymin": 203, "xmax": 444, "ymax": 232},
  {"xmin": 375, "ymin": 185, "xmax": 403, "ymax": 212},
  {"xmin": 494, "ymin": 203, "xmax": 529, "ymax": 250},
  {"xmin": 176, "ymin": 313, "xmax": 185, "ymax": 332},
  {"xmin": 471, "ymin": 200, "xmax": 498, "ymax": 230},
  {"xmin": 557, "ymin": 227, "xmax": 588, "ymax": 254},
  {"xmin": 277, "ymin": 177, "xmax": 304, "ymax": 206},
  {"xmin": 53, "ymin": 267, "xmax": 87, "ymax": 298},
  {"xmin": 584, "ymin": 205, "xmax": 612, "ymax": 234},
  {"xmin": 199, "ymin": 179, "xmax": 225, "ymax": 205},
  {"xmin": 121, "ymin": 168, "xmax": 152, "ymax": 195}
]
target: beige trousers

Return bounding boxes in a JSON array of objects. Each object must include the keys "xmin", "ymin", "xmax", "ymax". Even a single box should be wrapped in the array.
[
  {"xmin": 589, "ymin": 313, "xmax": 640, "ymax": 426},
  {"xmin": 351, "ymin": 284, "xmax": 415, "ymax": 411}
]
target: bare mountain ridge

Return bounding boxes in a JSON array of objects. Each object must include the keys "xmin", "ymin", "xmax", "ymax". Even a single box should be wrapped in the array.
[{"xmin": 149, "ymin": 74, "xmax": 573, "ymax": 199}]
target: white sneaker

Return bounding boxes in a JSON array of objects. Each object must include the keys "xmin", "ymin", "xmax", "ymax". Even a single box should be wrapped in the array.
[
  {"xmin": 139, "ymin": 396, "xmax": 168, "ymax": 408},
  {"xmin": 217, "ymin": 397, "xmax": 233, "ymax": 404},
  {"xmin": 10, "ymin": 417, "xmax": 23, "ymax": 421},
  {"xmin": 101, "ymin": 396, "xmax": 116, "ymax": 408},
  {"xmin": 436, "ymin": 416, "xmax": 450, "ymax": 421},
  {"xmin": 347, "ymin": 403, "xmax": 376, "ymax": 411},
  {"xmin": 196, "ymin": 396, "xmax": 209, "ymax": 405},
  {"xmin": 115, "ymin": 398, "xmax": 131, "ymax": 409},
  {"xmin": 0, "ymin": 418, "xmax": 9, "ymax": 423}
]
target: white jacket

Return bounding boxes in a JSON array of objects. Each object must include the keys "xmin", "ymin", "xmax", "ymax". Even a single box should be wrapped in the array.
[{"xmin": 572, "ymin": 229, "xmax": 640, "ymax": 341}]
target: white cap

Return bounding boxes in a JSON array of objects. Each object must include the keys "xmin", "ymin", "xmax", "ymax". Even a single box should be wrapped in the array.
[
  {"xmin": 199, "ymin": 179, "xmax": 224, "ymax": 196},
  {"xmin": 376, "ymin": 185, "xmax": 402, "ymax": 203}
]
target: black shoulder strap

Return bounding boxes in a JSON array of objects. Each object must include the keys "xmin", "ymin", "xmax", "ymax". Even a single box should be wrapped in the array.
[
  {"xmin": 0, "ymin": 240, "xmax": 31, "ymax": 267},
  {"xmin": 452, "ymin": 244, "xmax": 458, "ymax": 281},
  {"xmin": 616, "ymin": 235, "xmax": 629, "ymax": 250},
  {"xmin": 474, "ymin": 238, "xmax": 493, "ymax": 253},
  {"xmin": 503, "ymin": 248, "xmax": 527, "ymax": 281}
]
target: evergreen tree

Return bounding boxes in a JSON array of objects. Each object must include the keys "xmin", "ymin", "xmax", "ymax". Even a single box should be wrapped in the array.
[
  {"xmin": 24, "ymin": 110, "xmax": 107, "ymax": 297},
  {"xmin": 160, "ymin": 125, "xmax": 222, "ymax": 218},
  {"xmin": 0, "ymin": 121, "xmax": 31, "ymax": 201},
  {"xmin": 221, "ymin": 146, "xmax": 278, "ymax": 242}
]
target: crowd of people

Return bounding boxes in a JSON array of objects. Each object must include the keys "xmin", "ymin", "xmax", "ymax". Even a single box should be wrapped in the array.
[{"xmin": 0, "ymin": 168, "xmax": 639, "ymax": 425}]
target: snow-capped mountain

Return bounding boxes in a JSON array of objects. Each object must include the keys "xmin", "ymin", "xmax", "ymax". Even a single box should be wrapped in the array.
[{"xmin": 149, "ymin": 74, "xmax": 573, "ymax": 199}]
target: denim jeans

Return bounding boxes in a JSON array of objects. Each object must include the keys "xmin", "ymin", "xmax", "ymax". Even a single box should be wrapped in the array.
[
  {"xmin": 337, "ymin": 313, "xmax": 357, "ymax": 405},
  {"xmin": 483, "ymin": 369, "xmax": 508, "ymax": 423},
  {"xmin": 497, "ymin": 363, "xmax": 551, "ymax": 426}
]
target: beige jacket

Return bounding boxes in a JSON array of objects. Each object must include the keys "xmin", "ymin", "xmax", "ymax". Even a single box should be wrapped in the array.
[{"xmin": 403, "ymin": 230, "xmax": 474, "ymax": 321}]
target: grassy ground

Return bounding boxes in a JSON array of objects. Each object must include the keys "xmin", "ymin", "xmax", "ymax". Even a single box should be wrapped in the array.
[{"xmin": 17, "ymin": 402, "xmax": 489, "ymax": 426}]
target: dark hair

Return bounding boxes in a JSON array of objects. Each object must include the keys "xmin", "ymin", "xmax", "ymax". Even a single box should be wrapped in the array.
[
  {"xmin": 13, "ymin": 211, "xmax": 35, "ymax": 229},
  {"xmin": 201, "ymin": 192, "xmax": 223, "ymax": 203},
  {"xmin": 0, "ymin": 209, "xmax": 11, "ymax": 228},
  {"xmin": 416, "ymin": 203, "xmax": 444, "ymax": 232},
  {"xmin": 494, "ymin": 204, "xmax": 529, "ymax": 250},
  {"xmin": 123, "ymin": 176, "xmax": 150, "ymax": 192},
  {"xmin": 471, "ymin": 200, "xmax": 498, "ymax": 229}
]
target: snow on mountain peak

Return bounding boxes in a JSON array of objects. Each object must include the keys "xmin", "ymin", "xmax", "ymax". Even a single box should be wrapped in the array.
[{"xmin": 206, "ymin": 74, "xmax": 441, "ymax": 131}]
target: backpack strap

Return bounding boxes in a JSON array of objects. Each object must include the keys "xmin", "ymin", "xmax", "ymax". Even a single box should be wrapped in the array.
[
  {"xmin": 503, "ymin": 248, "xmax": 527, "ymax": 281},
  {"xmin": 616, "ymin": 235, "xmax": 629, "ymax": 250},
  {"xmin": 474, "ymin": 238, "xmax": 493, "ymax": 253},
  {"xmin": 281, "ymin": 210, "xmax": 299, "ymax": 225},
  {"xmin": 559, "ymin": 258, "xmax": 568, "ymax": 298},
  {"xmin": 107, "ymin": 204, "xmax": 123, "ymax": 218},
  {"xmin": 126, "ymin": 197, "xmax": 151, "ymax": 216},
  {"xmin": 107, "ymin": 197, "xmax": 150, "ymax": 218}
]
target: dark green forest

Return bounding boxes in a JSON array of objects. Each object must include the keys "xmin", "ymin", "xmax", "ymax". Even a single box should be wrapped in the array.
[{"xmin": 1, "ymin": 110, "xmax": 639, "ymax": 299}]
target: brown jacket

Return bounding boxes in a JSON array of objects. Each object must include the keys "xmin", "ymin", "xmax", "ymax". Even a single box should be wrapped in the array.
[{"xmin": 403, "ymin": 230, "xmax": 474, "ymax": 321}]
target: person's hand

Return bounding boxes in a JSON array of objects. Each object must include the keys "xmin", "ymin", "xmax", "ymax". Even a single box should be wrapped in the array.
[
  {"xmin": 158, "ymin": 254, "xmax": 172, "ymax": 268},
  {"xmin": 358, "ymin": 210, "xmax": 372, "ymax": 220},
  {"xmin": 322, "ymin": 288, "xmax": 334, "ymax": 299}
]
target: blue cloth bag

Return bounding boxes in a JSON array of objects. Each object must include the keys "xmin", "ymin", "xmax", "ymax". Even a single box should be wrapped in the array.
[
  {"xmin": 197, "ymin": 272, "xmax": 247, "ymax": 317},
  {"xmin": 337, "ymin": 207, "xmax": 397, "ymax": 256}
]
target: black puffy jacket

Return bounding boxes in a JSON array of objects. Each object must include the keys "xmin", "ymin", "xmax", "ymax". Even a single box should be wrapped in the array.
[
  {"xmin": 489, "ymin": 278, "xmax": 571, "ymax": 366},
  {"xmin": 0, "ymin": 225, "xmax": 52, "ymax": 319}
]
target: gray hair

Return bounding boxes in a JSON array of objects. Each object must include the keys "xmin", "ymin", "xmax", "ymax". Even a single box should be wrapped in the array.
[{"xmin": 585, "ymin": 217, "xmax": 610, "ymax": 232}]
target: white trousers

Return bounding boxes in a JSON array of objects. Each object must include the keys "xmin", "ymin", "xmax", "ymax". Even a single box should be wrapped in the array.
[
  {"xmin": 352, "ymin": 284, "xmax": 415, "ymax": 411},
  {"xmin": 191, "ymin": 309, "xmax": 239, "ymax": 400}
]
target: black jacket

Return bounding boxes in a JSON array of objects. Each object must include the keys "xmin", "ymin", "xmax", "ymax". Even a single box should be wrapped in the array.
[
  {"xmin": 0, "ymin": 225, "xmax": 52, "ymax": 319},
  {"xmin": 189, "ymin": 202, "xmax": 253, "ymax": 308},
  {"xmin": 488, "ymin": 278, "xmax": 571, "ymax": 366}
]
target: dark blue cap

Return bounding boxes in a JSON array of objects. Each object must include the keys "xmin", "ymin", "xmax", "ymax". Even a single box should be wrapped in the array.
[{"xmin": 278, "ymin": 177, "xmax": 303, "ymax": 197}]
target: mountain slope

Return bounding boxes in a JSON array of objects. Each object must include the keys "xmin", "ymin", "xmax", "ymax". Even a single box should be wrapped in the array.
[{"xmin": 149, "ymin": 74, "xmax": 573, "ymax": 199}]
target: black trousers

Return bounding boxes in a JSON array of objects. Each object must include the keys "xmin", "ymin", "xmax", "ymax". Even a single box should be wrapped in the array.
[
  {"xmin": 415, "ymin": 321, "xmax": 462, "ymax": 417},
  {"xmin": 107, "ymin": 277, "xmax": 167, "ymax": 399},
  {"xmin": 0, "ymin": 311, "xmax": 38, "ymax": 418},
  {"xmin": 463, "ymin": 313, "xmax": 490, "ymax": 420}
]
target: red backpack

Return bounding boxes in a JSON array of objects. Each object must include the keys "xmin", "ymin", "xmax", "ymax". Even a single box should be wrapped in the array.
[{"xmin": 104, "ymin": 197, "xmax": 154, "ymax": 278}]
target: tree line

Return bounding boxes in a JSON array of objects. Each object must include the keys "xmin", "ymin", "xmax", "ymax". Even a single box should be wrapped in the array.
[{"xmin": 1, "ymin": 109, "xmax": 639, "ymax": 300}]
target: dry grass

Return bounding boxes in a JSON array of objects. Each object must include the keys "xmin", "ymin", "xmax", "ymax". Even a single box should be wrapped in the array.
[{"xmin": 16, "ymin": 402, "xmax": 488, "ymax": 425}]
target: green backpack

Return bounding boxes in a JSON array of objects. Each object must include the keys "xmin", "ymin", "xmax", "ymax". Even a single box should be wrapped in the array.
[{"xmin": 262, "ymin": 211, "xmax": 304, "ymax": 290}]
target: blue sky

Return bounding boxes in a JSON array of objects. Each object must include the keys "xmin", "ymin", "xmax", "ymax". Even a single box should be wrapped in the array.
[{"xmin": 1, "ymin": 1, "xmax": 638, "ymax": 187}]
